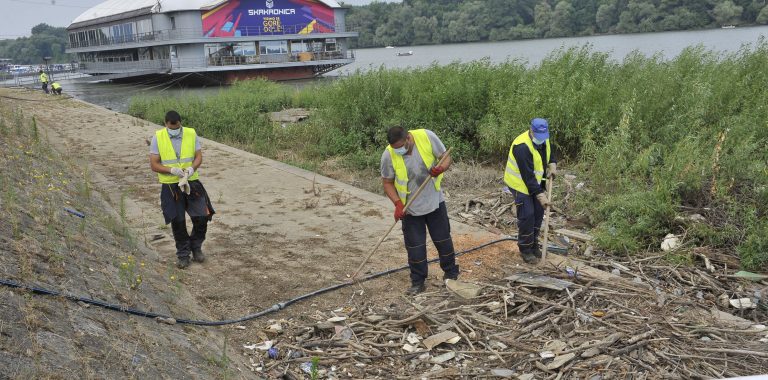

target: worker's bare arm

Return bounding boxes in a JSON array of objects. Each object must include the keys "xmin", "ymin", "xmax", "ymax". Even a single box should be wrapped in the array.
[
  {"xmin": 149, "ymin": 154, "xmax": 172, "ymax": 174},
  {"xmin": 382, "ymin": 178, "xmax": 400, "ymax": 205},
  {"xmin": 192, "ymin": 150, "xmax": 202, "ymax": 171}
]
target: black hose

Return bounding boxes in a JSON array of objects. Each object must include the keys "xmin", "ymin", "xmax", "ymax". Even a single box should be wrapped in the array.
[{"xmin": 0, "ymin": 236, "xmax": 566, "ymax": 326}]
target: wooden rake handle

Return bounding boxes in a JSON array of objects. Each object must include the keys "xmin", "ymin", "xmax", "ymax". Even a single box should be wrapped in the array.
[
  {"xmin": 351, "ymin": 147, "xmax": 453, "ymax": 280},
  {"xmin": 539, "ymin": 174, "xmax": 555, "ymax": 265}
]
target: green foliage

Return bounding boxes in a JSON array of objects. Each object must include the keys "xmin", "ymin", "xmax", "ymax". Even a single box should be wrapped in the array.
[
  {"xmin": 129, "ymin": 42, "xmax": 768, "ymax": 268},
  {"xmin": 0, "ymin": 23, "xmax": 72, "ymax": 64},
  {"xmin": 345, "ymin": 0, "xmax": 767, "ymax": 48}
]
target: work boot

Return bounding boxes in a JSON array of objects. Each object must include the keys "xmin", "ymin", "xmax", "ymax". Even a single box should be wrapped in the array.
[
  {"xmin": 192, "ymin": 248, "xmax": 206, "ymax": 263},
  {"xmin": 443, "ymin": 272, "xmax": 459, "ymax": 281},
  {"xmin": 534, "ymin": 245, "xmax": 542, "ymax": 259},
  {"xmin": 176, "ymin": 256, "xmax": 191, "ymax": 269},
  {"xmin": 405, "ymin": 283, "xmax": 426, "ymax": 295},
  {"xmin": 521, "ymin": 251, "xmax": 540, "ymax": 265}
]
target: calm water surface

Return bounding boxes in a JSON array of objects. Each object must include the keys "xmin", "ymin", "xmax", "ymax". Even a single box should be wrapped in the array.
[{"xmin": 58, "ymin": 26, "xmax": 768, "ymax": 112}]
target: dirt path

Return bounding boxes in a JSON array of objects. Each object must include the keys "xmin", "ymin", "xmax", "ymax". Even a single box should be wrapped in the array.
[{"xmin": 12, "ymin": 90, "xmax": 502, "ymax": 328}]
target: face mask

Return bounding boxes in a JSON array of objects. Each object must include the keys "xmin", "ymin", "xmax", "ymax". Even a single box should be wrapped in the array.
[
  {"xmin": 532, "ymin": 136, "xmax": 545, "ymax": 145},
  {"xmin": 167, "ymin": 127, "xmax": 181, "ymax": 137},
  {"xmin": 393, "ymin": 146, "xmax": 408, "ymax": 156}
]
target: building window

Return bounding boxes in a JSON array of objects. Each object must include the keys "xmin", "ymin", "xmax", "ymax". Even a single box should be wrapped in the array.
[
  {"xmin": 170, "ymin": 17, "xmax": 176, "ymax": 30},
  {"xmin": 259, "ymin": 40, "xmax": 288, "ymax": 55}
]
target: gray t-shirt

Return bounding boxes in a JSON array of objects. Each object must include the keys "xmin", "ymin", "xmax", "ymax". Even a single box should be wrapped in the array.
[
  {"xmin": 380, "ymin": 130, "xmax": 446, "ymax": 216},
  {"xmin": 149, "ymin": 127, "xmax": 202, "ymax": 158}
]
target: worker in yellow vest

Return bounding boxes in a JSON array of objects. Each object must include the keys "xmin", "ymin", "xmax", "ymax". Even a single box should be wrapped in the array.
[
  {"xmin": 503, "ymin": 118, "xmax": 557, "ymax": 264},
  {"xmin": 149, "ymin": 111, "xmax": 215, "ymax": 269},
  {"xmin": 39, "ymin": 70, "xmax": 49, "ymax": 94},
  {"xmin": 381, "ymin": 126, "xmax": 459, "ymax": 295},
  {"xmin": 51, "ymin": 82, "xmax": 62, "ymax": 95}
]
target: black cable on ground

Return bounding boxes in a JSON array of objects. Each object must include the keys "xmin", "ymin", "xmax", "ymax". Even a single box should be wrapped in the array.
[{"xmin": 0, "ymin": 236, "xmax": 565, "ymax": 326}]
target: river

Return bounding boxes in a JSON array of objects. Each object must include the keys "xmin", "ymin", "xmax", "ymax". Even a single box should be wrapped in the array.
[{"xmin": 58, "ymin": 26, "xmax": 768, "ymax": 112}]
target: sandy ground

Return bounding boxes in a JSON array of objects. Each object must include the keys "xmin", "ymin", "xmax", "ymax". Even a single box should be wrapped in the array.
[{"xmin": 2, "ymin": 89, "xmax": 523, "ymax": 363}]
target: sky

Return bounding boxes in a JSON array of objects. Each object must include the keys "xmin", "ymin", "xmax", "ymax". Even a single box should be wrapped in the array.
[{"xmin": 0, "ymin": 0, "xmax": 399, "ymax": 39}]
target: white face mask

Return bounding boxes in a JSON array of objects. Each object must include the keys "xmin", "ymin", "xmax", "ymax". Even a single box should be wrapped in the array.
[
  {"xmin": 167, "ymin": 127, "xmax": 181, "ymax": 137},
  {"xmin": 393, "ymin": 146, "xmax": 408, "ymax": 155},
  {"xmin": 532, "ymin": 136, "xmax": 545, "ymax": 145}
]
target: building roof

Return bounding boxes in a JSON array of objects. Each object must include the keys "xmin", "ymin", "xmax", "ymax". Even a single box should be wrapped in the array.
[{"xmin": 70, "ymin": 0, "xmax": 342, "ymax": 28}]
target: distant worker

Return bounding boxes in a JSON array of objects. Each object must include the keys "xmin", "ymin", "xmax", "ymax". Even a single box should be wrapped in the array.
[
  {"xmin": 504, "ymin": 118, "xmax": 557, "ymax": 264},
  {"xmin": 39, "ymin": 70, "xmax": 49, "ymax": 94},
  {"xmin": 381, "ymin": 126, "xmax": 459, "ymax": 295},
  {"xmin": 149, "ymin": 111, "xmax": 215, "ymax": 269},
  {"xmin": 51, "ymin": 82, "xmax": 62, "ymax": 95}
]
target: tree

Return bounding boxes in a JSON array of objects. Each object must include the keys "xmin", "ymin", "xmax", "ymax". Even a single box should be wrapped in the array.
[
  {"xmin": 548, "ymin": 1, "xmax": 577, "ymax": 37},
  {"xmin": 534, "ymin": 1, "xmax": 553, "ymax": 37},
  {"xmin": 713, "ymin": 0, "xmax": 744, "ymax": 25},
  {"xmin": 757, "ymin": 4, "xmax": 768, "ymax": 24}
]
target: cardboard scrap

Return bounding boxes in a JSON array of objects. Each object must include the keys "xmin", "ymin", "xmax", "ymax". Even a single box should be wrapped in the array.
[
  {"xmin": 446, "ymin": 279, "xmax": 484, "ymax": 299},
  {"xmin": 710, "ymin": 308, "xmax": 752, "ymax": 329},
  {"xmin": 423, "ymin": 331, "xmax": 461, "ymax": 350}
]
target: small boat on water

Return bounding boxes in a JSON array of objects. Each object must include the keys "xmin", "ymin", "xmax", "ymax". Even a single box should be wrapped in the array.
[
  {"xmin": 397, "ymin": 50, "xmax": 414, "ymax": 57},
  {"xmin": 721, "ymin": 25, "xmax": 736, "ymax": 29},
  {"xmin": 385, "ymin": 46, "xmax": 394, "ymax": 49}
]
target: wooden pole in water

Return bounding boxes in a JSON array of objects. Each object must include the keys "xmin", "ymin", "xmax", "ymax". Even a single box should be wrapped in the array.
[{"xmin": 351, "ymin": 147, "xmax": 453, "ymax": 280}]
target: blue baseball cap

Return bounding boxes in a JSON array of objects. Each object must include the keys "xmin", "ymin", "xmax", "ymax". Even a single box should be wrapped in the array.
[{"xmin": 530, "ymin": 118, "xmax": 549, "ymax": 141}]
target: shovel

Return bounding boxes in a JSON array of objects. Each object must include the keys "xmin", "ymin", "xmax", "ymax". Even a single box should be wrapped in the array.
[{"xmin": 351, "ymin": 147, "xmax": 453, "ymax": 280}]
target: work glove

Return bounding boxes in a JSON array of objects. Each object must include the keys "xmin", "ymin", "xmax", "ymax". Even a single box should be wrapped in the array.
[
  {"xmin": 178, "ymin": 176, "xmax": 191, "ymax": 195},
  {"xmin": 548, "ymin": 162, "xmax": 557, "ymax": 179},
  {"xmin": 170, "ymin": 167, "xmax": 185, "ymax": 178},
  {"xmin": 394, "ymin": 200, "xmax": 406, "ymax": 221},
  {"xmin": 429, "ymin": 165, "xmax": 446, "ymax": 177},
  {"xmin": 536, "ymin": 193, "xmax": 551, "ymax": 208},
  {"xmin": 184, "ymin": 167, "xmax": 195, "ymax": 178}
]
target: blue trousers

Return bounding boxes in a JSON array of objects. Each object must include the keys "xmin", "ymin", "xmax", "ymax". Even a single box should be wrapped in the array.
[
  {"xmin": 402, "ymin": 202, "xmax": 459, "ymax": 285},
  {"xmin": 514, "ymin": 190, "xmax": 544, "ymax": 255}
]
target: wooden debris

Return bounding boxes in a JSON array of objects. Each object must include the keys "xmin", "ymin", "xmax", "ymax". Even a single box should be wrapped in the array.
[
  {"xmin": 554, "ymin": 228, "xmax": 593, "ymax": 242},
  {"xmin": 241, "ymin": 253, "xmax": 767, "ymax": 379},
  {"xmin": 505, "ymin": 272, "xmax": 574, "ymax": 291}
]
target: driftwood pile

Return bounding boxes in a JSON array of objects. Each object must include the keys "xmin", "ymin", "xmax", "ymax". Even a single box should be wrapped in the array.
[
  {"xmin": 453, "ymin": 190, "xmax": 520, "ymax": 230},
  {"xmin": 239, "ymin": 251, "xmax": 767, "ymax": 379}
]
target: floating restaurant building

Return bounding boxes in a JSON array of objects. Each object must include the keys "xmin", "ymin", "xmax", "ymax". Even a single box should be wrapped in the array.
[{"xmin": 65, "ymin": 0, "xmax": 357, "ymax": 82}]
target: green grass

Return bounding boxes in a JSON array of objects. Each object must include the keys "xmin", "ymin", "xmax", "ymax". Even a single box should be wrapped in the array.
[{"xmin": 129, "ymin": 42, "xmax": 768, "ymax": 269}]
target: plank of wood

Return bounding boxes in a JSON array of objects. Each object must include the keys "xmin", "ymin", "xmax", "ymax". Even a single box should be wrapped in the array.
[{"xmin": 555, "ymin": 228, "xmax": 594, "ymax": 242}]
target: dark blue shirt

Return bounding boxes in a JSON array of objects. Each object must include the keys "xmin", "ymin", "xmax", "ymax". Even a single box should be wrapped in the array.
[{"xmin": 511, "ymin": 141, "xmax": 557, "ymax": 195}]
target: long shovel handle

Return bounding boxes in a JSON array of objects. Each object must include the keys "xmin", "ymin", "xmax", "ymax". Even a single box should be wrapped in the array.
[
  {"xmin": 539, "ymin": 175, "xmax": 554, "ymax": 265},
  {"xmin": 351, "ymin": 147, "xmax": 453, "ymax": 280}
]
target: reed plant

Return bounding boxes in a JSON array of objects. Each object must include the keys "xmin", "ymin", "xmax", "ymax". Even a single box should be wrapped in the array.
[{"xmin": 129, "ymin": 42, "xmax": 768, "ymax": 268}]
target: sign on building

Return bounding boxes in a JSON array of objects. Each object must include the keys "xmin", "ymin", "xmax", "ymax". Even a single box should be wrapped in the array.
[{"xmin": 203, "ymin": 0, "xmax": 335, "ymax": 37}]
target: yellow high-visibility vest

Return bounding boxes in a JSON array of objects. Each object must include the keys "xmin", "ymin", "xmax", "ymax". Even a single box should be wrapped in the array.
[
  {"xmin": 39, "ymin": 73, "xmax": 48, "ymax": 83},
  {"xmin": 386, "ymin": 129, "xmax": 443, "ymax": 204},
  {"xmin": 504, "ymin": 130, "xmax": 550, "ymax": 195},
  {"xmin": 51, "ymin": 82, "xmax": 61, "ymax": 90},
  {"xmin": 156, "ymin": 127, "xmax": 200, "ymax": 184}
]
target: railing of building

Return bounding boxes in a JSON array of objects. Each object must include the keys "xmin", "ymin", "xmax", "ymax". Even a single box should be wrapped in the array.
[
  {"xmin": 68, "ymin": 23, "xmax": 352, "ymax": 49},
  {"xmin": 77, "ymin": 50, "xmax": 353, "ymax": 73}
]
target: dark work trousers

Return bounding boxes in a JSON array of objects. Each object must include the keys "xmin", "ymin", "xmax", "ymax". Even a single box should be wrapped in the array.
[
  {"xmin": 401, "ymin": 202, "xmax": 459, "ymax": 286},
  {"xmin": 42, "ymin": 83, "xmax": 49, "ymax": 94},
  {"xmin": 514, "ymin": 189, "xmax": 544, "ymax": 255},
  {"xmin": 161, "ymin": 180, "xmax": 215, "ymax": 259}
]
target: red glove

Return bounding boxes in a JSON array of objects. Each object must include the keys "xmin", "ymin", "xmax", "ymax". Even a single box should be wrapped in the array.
[
  {"xmin": 429, "ymin": 165, "xmax": 445, "ymax": 177},
  {"xmin": 394, "ymin": 200, "xmax": 406, "ymax": 221}
]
